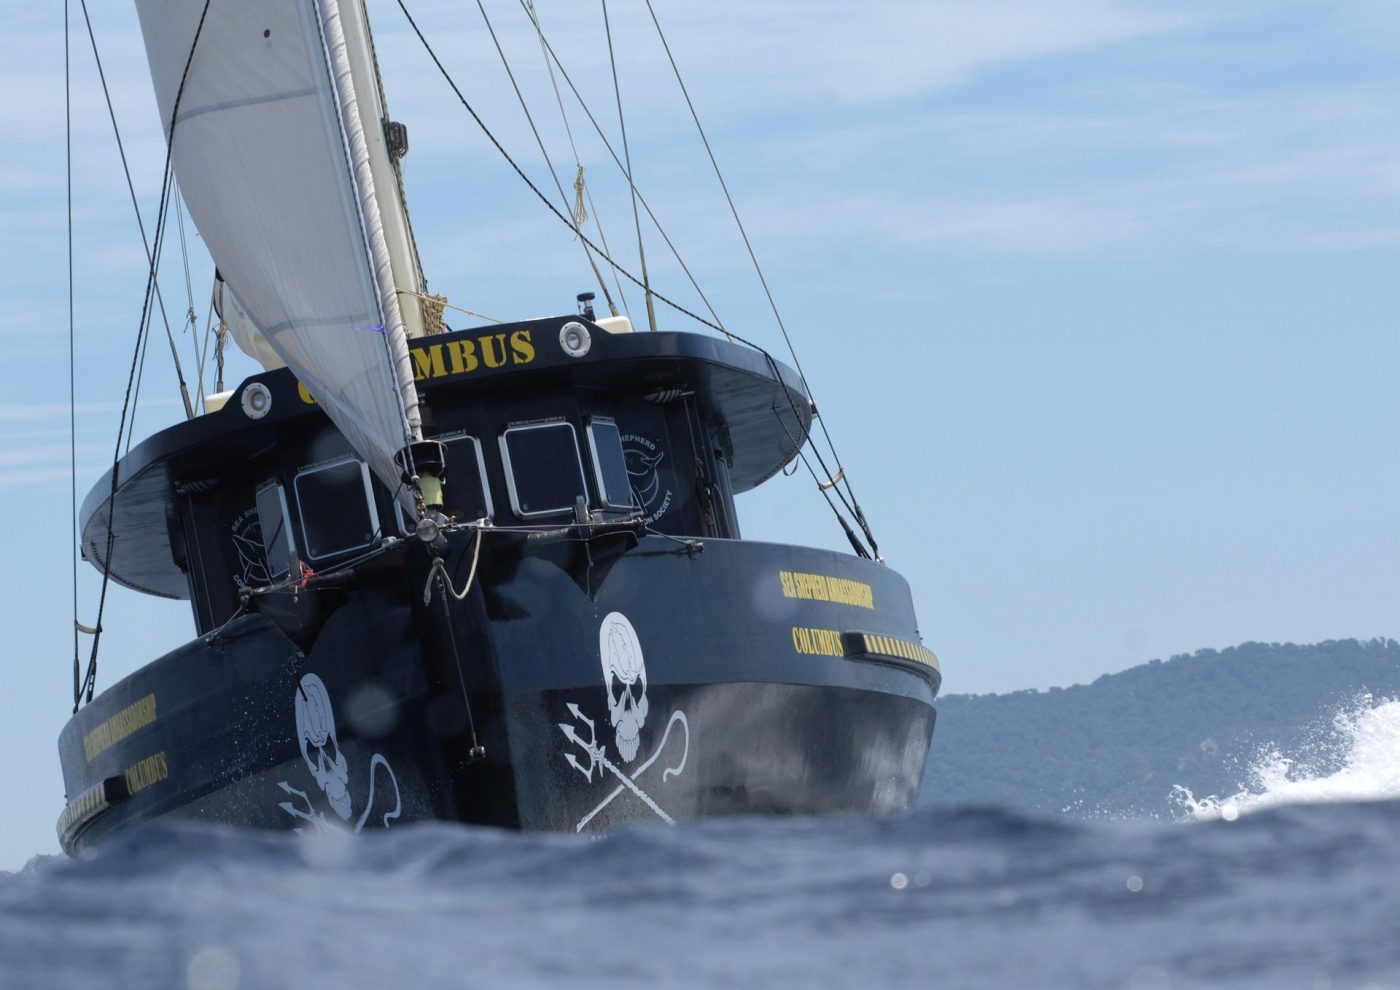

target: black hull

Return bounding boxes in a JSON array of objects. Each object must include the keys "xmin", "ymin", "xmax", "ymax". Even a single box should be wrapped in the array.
[{"xmin": 58, "ymin": 534, "xmax": 937, "ymax": 851}]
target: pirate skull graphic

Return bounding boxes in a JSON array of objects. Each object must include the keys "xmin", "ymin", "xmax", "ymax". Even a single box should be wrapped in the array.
[
  {"xmin": 294, "ymin": 673, "xmax": 352, "ymax": 820},
  {"xmin": 599, "ymin": 612, "xmax": 648, "ymax": 762}
]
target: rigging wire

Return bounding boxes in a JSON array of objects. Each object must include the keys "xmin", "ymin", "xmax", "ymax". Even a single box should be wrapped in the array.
[
  {"xmin": 510, "ymin": 0, "xmax": 729, "ymax": 338},
  {"xmin": 470, "ymin": 0, "xmax": 618, "ymax": 317},
  {"xmin": 127, "ymin": 163, "xmax": 177, "ymax": 455},
  {"xmin": 541, "ymin": 2, "xmax": 871, "ymax": 551},
  {"xmin": 600, "ymin": 0, "xmax": 655, "ymax": 332},
  {"xmin": 640, "ymin": 0, "xmax": 879, "ymax": 559},
  {"xmin": 523, "ymin": 0, "xmax": 630, "ymax": 318},
  {"xmin": 396, "ymin": 0, "xmax": 725, "ymax": 338},
  {"xmin": 393, "ymin": 0, "xmax": 873, "ymax": 555},
  {"xmin": 125, "ymin": 165, "xmax": 184, "ymax": 453},
  {"xmin": 195, "ymin": 294, "xmax": 216, "ymax": 397},
  {"xmin": 76, "ymin": 0, "xmax": 196, "ymax": 424},
  {"xmin": 77, "ymin": 0, "xmax": 214, "ymax": 710},
  {"xmin": 174, "ymin": 188, "xmax": 204, "ymax": 407},
  {"xmin": 66, "ymin": 0, "xmax": 81, "ymax": 712}
]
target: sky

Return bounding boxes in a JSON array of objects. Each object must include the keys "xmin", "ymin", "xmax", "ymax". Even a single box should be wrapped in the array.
[{"xmin": 1, "ymin": 0, "xmax": 1398, "ymax": 867}]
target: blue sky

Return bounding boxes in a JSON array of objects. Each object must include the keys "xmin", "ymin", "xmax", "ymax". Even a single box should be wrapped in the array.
[{"xmin": 2, "ymin": 0, "xmax": 1398, "ymax": 866}]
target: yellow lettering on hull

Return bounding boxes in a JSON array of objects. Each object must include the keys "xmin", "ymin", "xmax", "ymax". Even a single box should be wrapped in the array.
[
  {"xmin": 296, "ymin": 329, "xmax": 538, "ymax": 397},
  {"xmin": 778, "ymin": 570, "xmax": 874, "ymax": 610},
  {"xmin": 83, "ymin": 694, "xmax": 158, "ymax": 762},
  {"xmin": 791, "ymin": 626, "xmax": 846, "ymax": 657},
  {"xmin": 123, "ymin": 751, "xmax": 169, "ymax": 795},
  {"xmin": 411, "ymin": 330, "xmax": 535, "ymax": 383}
]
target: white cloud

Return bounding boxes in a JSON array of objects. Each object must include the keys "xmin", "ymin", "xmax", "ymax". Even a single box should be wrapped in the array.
[
  {"xmin": 701, "ymin": 78, "xmax": 1400, "ymax": 258},
  {"xmin": 5, "ymin": 0, "xmax": 1395, "ymax": 331}
]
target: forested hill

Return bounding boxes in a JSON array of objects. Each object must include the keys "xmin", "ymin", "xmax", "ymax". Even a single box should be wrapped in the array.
[{"xmin": 919, "ymin": 639, "xmax": 1400, "ymax": 818}]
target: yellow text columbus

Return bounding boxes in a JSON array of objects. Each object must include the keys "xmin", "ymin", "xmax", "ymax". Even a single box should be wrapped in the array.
[
  {"xmin": 124, "ymin": 751, "xmax": 169, "ymax": 795},
  {"xmin": 411, "ymin": 329, "xmax": 536, "ymax": 382},
  {"xmin": 298, "ymin": 329, "xmax": 537, "ymax": 404}
]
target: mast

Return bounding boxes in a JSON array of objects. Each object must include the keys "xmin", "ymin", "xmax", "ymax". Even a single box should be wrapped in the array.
[
  {"xmin": 339, "ymin": 0, "xmax": 429, "ymax": 340},
  {"xmin": 314, "ymin": 0, "xmax": 427, "ymax": 477},
  {"xmin": 321, "ymin": 0, "xmax": 447, "ymax": 509}
]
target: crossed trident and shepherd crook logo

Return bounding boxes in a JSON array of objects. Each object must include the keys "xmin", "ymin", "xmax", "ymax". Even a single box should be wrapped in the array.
[{"xmin": 559, "ymin": 612, "xmax": 690, "ymax": 831}]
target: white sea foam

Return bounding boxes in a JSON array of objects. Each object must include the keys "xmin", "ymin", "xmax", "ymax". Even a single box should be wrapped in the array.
[{"xmin": 1172, "ymin": 696, "xmax": 1400, "ymax": 821}]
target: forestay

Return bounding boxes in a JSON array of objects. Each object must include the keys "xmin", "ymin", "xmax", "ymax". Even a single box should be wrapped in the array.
[{"xmin": 134, "ymin": 0, "xmax": 422, "ymax": 508}]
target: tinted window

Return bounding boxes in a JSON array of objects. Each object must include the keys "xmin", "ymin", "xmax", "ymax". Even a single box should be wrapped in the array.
[
  {"xmin": 293, "ymin": 458, "xmax": 376, "ymax": 561},
  {"xmin": 255, "ymin": 481, "xmax": 294, "ymax": 579},
  {"xmin": 500, "ymin": 422, "xmax": 587, "ymax": 518},
  {"xmin": 588, "ymin": 419, "xmax": 633, "ymax": 511},
  {"xmin": 398, "ymin": 435, "xmax": 493, "ymax": 532}
]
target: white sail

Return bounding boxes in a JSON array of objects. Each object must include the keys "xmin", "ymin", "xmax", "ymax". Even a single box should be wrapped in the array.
[{"xmin": 134, "ymin": 0, "xmax": 423, "ymax": 506}]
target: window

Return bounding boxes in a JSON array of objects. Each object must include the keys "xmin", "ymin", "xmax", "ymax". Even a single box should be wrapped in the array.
[
  {"xmin": 586, "ymin": 418, "xmax": 634, "ymax": 512},
  {"xmin": 396, "ymin": 433, "xmax": 493, "ymax": 533},
  {"xmin": 255, "ymin": 480, "xmax": 295, "ymax": 579},
  {"xmin": 499, "ymin": 421, "xmax": 588, "ymax": 518},
  {"xmin": 293, "ymin": 457, "xmax": 377, "ymax": 561}
]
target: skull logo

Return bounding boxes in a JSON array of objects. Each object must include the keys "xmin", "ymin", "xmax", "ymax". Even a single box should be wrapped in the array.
[
  {"xmin": 294, "ymin": 673, "xmax": 352, "ymax": 820},
  {"xmin": 600, "ymin": 612, "xmax": 648, "ymax": 762}
]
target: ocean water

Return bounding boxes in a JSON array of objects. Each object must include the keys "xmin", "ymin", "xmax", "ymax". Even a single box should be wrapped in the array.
[{"xmin": 4, "ymin": 702, "xmax": 1400, "ymax": 990}]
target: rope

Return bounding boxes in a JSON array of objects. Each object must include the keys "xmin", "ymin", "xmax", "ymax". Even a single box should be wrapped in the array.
[
  {"xmin": 212, "ymin": 281, "xmax": 228, "ymax": 394},
  {"xmin": 600, "ymin": 0, "xmax": 656, "ymax": 332},
  {"xmin": 396, "ymin": 0, "xmax": 721, "ymax": 338},
  {"xmin": 125, "ymin": 161, "xmax": 174, "ymax": 455},
  {"xmin": 523, "ymin": 0, "xmax": 629, "ymax": 315},
  {"xmin": 436, "ymin": 571, "xmax": 483, "ymax": 761},
  {"xmin": 214, "ymin": 324, "xmax": 228, "ymax": 394},
  {"xmin": 571, "ymin": 165, "xmax": 588, "ymax": 232},
  {"xmin": 769, "ymin": 397, "xmax": 870, "ymax": 560},
  {"xmin": 77, "ymin": 0, "xmax": 213, "ymax": 710},
  {"xmin": 471, "ymin": 0, "xmax": 618, "ymax": 317},
  {"xmin": 512, "ymin": 0, "xmax": 727, "ymax": 338},
  {"xmin": 419, "ymin": 292, "xmax": 448, "ymax": 335},
  {"xmin": 422, "ymin": 524, "xmax": 484, "ymax": 605},
  {"xmin": 393, "ymin": 0, "xmax": 874, "ymax": 556},
  {"xmin": 196, "ymin": 294, "xmax": 216, "ymax": 397},
  {"xmin": 202, "ymin": 600, "xmax": 248, "ymax": 644},
  {"xmin": 396, "ymin": 287, "xmax": 502, "ymax": 325},
  {"xmin": 641, "ymin": 0, "xmax": 879, "ymax": 559},
  {"xmin": 174, "ymin": 189, "xmax": 203, "ymax": 406},
  {"xmin": 66, "ymin": 0, "xmax": 81, "ymax": 711},
  {"xmin": 758, "ymin": 347, "xmax": 876, "ymax": 559},
  {"xmin": 76, "ymin": 0, "xmax": 196, "ymax": 424}
]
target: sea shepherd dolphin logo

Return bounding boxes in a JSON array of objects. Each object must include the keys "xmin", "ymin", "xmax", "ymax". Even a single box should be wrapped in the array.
[{"xmin": 622, "ymin": 434, "xmax": 672, "ymax": 523}]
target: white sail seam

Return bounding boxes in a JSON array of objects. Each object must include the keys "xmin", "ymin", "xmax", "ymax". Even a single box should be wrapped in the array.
[{"xmin": 173, "ymin": 87, "xmax": 319, "ymax": 125}]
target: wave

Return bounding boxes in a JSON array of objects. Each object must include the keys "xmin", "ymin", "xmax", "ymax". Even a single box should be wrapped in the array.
[
  {"xmin": 1172, "ymin": 695, "xmax": 1400, "ymax": 821},
  {"xmin": 6, "ymin": 797, "xmax": 1400, "ymax": 988}
]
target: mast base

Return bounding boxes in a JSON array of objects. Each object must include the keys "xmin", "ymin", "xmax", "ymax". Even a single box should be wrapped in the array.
[{"xmin": 396, "ymin": 439, "xmax": 448, "ymax": 509}]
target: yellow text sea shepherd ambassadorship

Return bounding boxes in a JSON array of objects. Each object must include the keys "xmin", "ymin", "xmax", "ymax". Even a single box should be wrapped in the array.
[{"xmin": 778, "ymin": 570, "xmax": 875, "ymax": 610}]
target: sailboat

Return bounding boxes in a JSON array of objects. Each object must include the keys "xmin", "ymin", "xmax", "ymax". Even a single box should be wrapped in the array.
[{"xmin": 56, "ymin": 0, "xmax": 940, "ymax": 852}]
